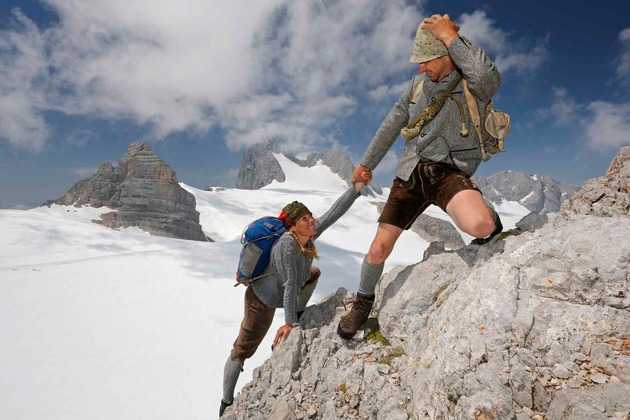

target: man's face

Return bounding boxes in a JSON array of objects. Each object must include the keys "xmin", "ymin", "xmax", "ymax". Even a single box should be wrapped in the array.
[{"xmin": 418, "ymin": 55, "xmax": 455, "ymax": 82}]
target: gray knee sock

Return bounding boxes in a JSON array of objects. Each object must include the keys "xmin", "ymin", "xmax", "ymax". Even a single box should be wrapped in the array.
[
  {"xmin": 298, "ymin": 280, "xmax": 318, "ymax": 312},
  {"xmin": 222, "ymin": 356, "xmax": 242, "ymax": 403},
  {"xmin": 358, "ymin": 256, "xmax": 384, "ymax": 296}
]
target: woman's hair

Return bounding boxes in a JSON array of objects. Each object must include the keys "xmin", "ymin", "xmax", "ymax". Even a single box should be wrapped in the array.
[{"xmin": 286, "ymin": 230, "xmax": 319, "ymax": 260}]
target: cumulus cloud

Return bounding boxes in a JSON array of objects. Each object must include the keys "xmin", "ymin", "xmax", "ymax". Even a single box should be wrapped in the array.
[
  {"xmin": 584, "ymin": 101, "xmax": 630, "ymax": 150},
  {"xmin": 0, "ymin": 11, "xmax": 49, "ymax": 151},
  {"xmin": 536, "ymin": 87, "xmax": 583, "ymax": 125},
  {"xmin": 458, "ymin": 10, "xmax": 547, "ymax": 76},
  {"xmin": 0, "ymin": 2, "xmax": 545, "ymax": 154}
]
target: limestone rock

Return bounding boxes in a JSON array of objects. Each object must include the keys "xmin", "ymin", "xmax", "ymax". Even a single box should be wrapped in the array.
[
  {"xmin": 562, "ymin": 146, "xmax": 630, "ymax": 217},
  {"xmin": 44, "ymin": 142, "xmax": 207, "ymax": 241},
  {"xmin": 235, "ymin": 140, "xmax": 286, "ymax": 189},
  {"xmin": 223, "ymin": 148, "xmax": 630, "ymax": 419}
]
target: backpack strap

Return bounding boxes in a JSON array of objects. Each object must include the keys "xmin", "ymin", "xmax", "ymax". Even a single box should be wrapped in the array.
[
  {"xmin": 462, "ymin": 80, "xmax": 482, "ymax": 139},
  {"xmin": 462, "ymin": 80, "xmax": 488, "ymax": 161}
]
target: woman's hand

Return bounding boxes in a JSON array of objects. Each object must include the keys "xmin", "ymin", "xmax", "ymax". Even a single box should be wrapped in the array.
[
  {"xmin": 353, "ymin": 165, "xmax": 372, "ymax": 192},
  {"xmin": 272, "ymin": 323, "xmax": 293, "ymax": 349}
]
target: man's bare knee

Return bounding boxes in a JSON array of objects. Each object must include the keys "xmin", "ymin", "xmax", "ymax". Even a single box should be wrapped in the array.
[{"xmin": 469, "ymin": 217, "xmax": 495, "ymax": 238}]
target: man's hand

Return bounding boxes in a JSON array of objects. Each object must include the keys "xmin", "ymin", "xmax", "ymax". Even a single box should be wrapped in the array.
[
  {"xmin": 352, "ymin": 165, "xmax": 372, "ymax": 185},
  {"xmin": 272, "ymin": 323, "xmax": 292, "ymax": 349},
  {"xmin": 421, "ymin": 14, "xmax": 459, "ymax": 47}
]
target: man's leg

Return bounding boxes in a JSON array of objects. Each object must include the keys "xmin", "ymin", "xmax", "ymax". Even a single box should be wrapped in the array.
[
  {"xmin": 338, "ymin": 223, "xmax": 403, "ymax": 339},
  {"xmin": 445, "ymin": 189, "xmax": 498, "ymax": 239}
]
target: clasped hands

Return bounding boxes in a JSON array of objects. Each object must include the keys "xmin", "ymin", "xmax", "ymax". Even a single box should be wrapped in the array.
[{"xmin": 352, "ymin": 165, "xmax": 372, "ymax": 191}]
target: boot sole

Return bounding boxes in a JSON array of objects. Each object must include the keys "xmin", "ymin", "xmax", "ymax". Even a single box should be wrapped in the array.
[{"xmin": 337, "ymin": 325, "xmax": 357, "ymax": 340}]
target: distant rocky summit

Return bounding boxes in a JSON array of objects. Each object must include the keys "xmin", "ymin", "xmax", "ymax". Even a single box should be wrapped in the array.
[
  {"xmin": 45, "ymin": 142, "xmax": 208, "ymax": 241},
  {"xmin": 474, "ymin": 171, "xmax": 579, "ymax": 214},
  {"xmin": 222, "ymin": 148, "xmax": 630, "ymax": 419},
  {"xmin": 236, "ymin": 141, "xmax": 287, "ymax": 190},
  {"xmin": 235, "ymin": 140, "xmax": 383, "ymax": 195}
]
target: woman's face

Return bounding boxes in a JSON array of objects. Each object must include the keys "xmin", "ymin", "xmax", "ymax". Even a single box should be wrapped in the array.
[{"xmin": 292, "ymin": 213, "xmax": 317, "ymax": 237}]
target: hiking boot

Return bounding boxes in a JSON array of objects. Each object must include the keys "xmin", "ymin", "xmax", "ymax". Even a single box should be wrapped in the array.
[
  {"xmin": 219, "ymin": 400, "xmax": 233, "ymax": 417},
  {"xmin": 471, "ymin": 210, "xmax": 503, "ymax": 245},
  {"xmin": 337, "ymin": 293, "xmax": 375, "ymax": 339}
]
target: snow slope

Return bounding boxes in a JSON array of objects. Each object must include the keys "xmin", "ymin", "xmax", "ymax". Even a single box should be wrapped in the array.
[{"xmin": 0, "ymin": 155, "xmax": 530, "ymax": 419}]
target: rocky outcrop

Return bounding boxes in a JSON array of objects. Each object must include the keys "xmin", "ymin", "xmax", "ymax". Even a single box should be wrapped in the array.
[
  {"xmin": 409, "ymin": 214, "xmax": 465, "ymax": 249},
  {"xmin": 474, "ymin": 171, "xmax": 579, "ymax": 214},
  {"xmin": 235, "ymin": 141, "xmax": 286, "ymax": 189},
  {"xmin": 235, "ymin": 140, "xmax": 383, "ymax": 195},
  {"xmin": 562, "ymin": 146, "xmax": 630, "ymax": 217},
  {"xmin": 222, "ymin": 148, "xmax": 630, "ymax": 419},
  {"xmin": 45, "ymin": 142, "xmax": 207, "ymax": 241}
]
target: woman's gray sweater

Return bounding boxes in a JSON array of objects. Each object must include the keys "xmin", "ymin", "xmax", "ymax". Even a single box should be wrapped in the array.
[{"xmin": 251, "ymin": 187, "xmax": 360, "ymax": 324}]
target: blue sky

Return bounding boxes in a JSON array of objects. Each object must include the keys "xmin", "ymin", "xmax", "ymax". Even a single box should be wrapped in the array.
[{"xmin": 1, "ymin": 0, "xmax": 629, "ymax": 209}]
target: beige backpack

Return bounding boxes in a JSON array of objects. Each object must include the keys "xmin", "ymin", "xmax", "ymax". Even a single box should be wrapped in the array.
[{"xmin": 409, "ymin": 78, "xmax": 511, "ymax": 161}]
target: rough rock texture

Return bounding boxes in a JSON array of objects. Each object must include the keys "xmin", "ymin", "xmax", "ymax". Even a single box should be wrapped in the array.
[
  {"xmin": 235, "ymin": 141, "xmax": 286, "ymax": 189},
  {"xmin": 562, "ymin": 146, "xmax": 630, "ymax": 217},
  {"xmin": 223, "ymin": 149, "xmax": 630, "ymax": 419},
  {"xmin": 474, "ymin": 170, "xmax": 579, "ymax": 214},
  {"xmin": 44, "ymin": 142, "xmax": 207, "ymax": 241},
  {"xmin": 374, "ymin": 201, "xmax": 465, "ymax": 249}
]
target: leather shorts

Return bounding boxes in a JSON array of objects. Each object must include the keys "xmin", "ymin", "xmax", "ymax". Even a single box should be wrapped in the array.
[{"xmin": 378, "ymin": 162, "xmax": 481, "ymax": 230}]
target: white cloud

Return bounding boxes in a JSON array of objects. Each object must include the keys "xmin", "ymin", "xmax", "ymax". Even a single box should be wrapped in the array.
[
  {"xmin": 0, "ymin": 10, "xmax": 49, "ymax": 151},
  {"xmin": 617, "ymin": 28, "xmax": 630, "ymax": 84},
  {"xmin": 536, "ymin": 87, "xmax": 582, "ymax": 125},
  {"xmin": 1, "ymin": 2, "xmax": 546, "ymax": 155},
  {"xmin": 458, "ymin": 10, "xmax": 547, "ymax": 76},
  {"xmin": 584, "ymin": 101, "xmax": 630, "ymax": 151},
  {"xmin": 0, "ymin": 0, "xmax": 424, "ymax": 153}
]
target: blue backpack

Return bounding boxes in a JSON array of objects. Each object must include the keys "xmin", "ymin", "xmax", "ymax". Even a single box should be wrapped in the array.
[{"xmin": 235, "ymin": 216, "xmax": 286, "ymax": 286}]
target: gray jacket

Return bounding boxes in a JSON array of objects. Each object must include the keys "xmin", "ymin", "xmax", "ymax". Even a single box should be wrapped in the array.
[
  {"xmin": 251, "ymin": 187, "xmax": 360, "ymax": 324},
  {"xmin": 361, "ymin": 36, "xmax": 500, "ymax": 179}
]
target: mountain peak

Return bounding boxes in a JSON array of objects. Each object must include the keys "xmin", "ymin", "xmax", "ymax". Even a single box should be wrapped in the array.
[
  {"xmin": 235, "ymin": 140, "xmax": 383, "ymax": 194},
  {"xmin": 44, "ymin": 141, "xmax": 207, "ymax": 241}
]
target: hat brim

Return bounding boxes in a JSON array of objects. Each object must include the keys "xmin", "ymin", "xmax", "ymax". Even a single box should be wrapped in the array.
[{"xmin": 409, "ymin": 51, "xmax": 448, "ymax": 64}]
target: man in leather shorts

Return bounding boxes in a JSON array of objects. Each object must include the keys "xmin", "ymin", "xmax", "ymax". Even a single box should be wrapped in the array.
[{"xmin": 337, "ymin": 14, "xmax": 502, "ymax": 340}]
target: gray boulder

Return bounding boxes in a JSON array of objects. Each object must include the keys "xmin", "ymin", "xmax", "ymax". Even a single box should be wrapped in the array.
[
  {"xmin": 221, "ymin": 149, "xmax": 630, "ymax": 420},
  {"xmin": 562, "ymin": 146, "xmax": 630, "ymax": 217},
  {"xmin": 44, "ymin": 142, "xmax": 208, "ymax": 241},
  {"xmin": 474, "ymin": 170, "xmax": 579, "ymax": 214}
]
